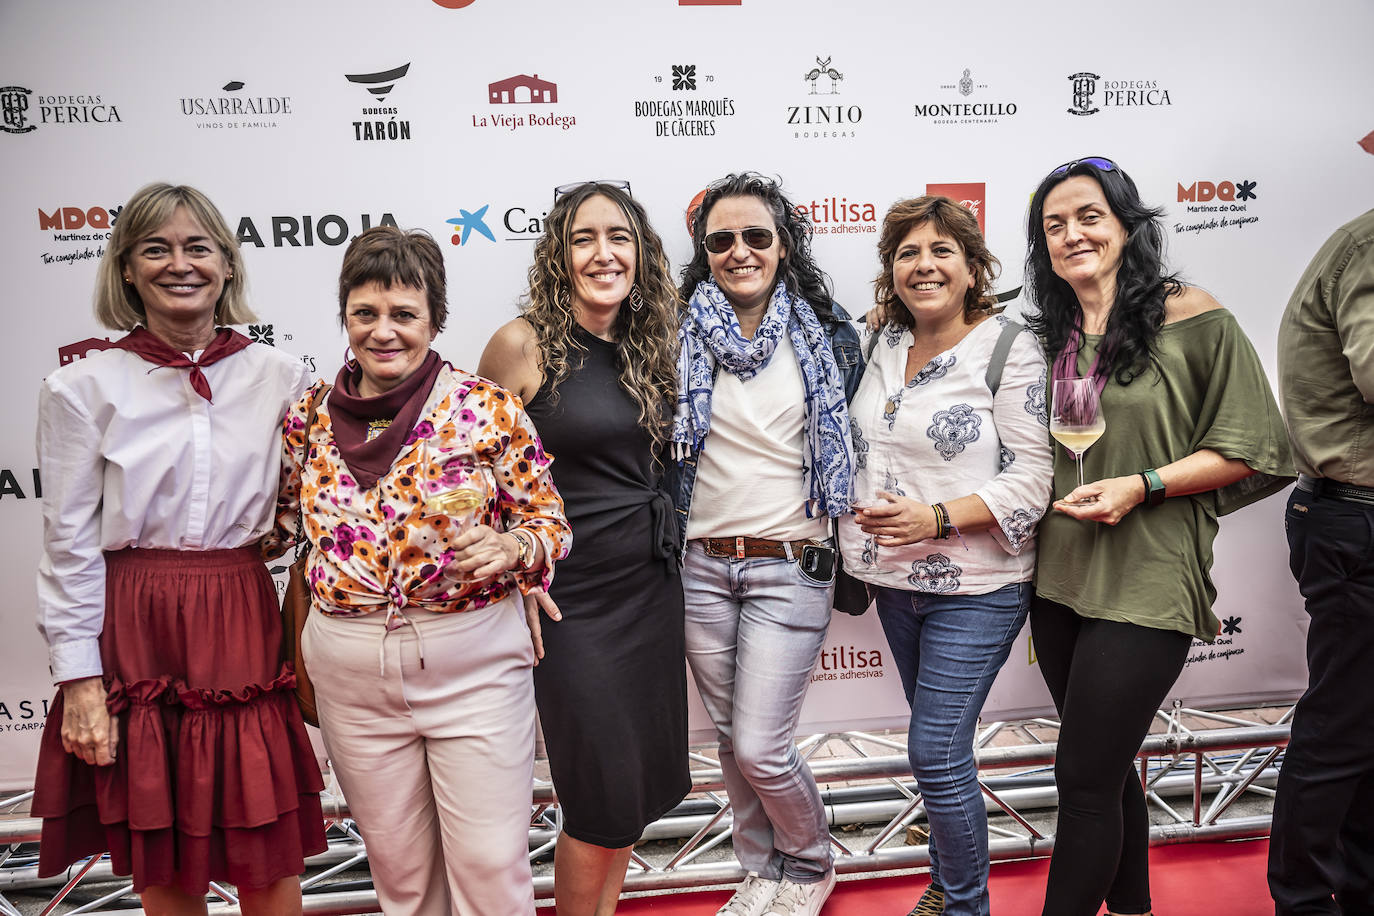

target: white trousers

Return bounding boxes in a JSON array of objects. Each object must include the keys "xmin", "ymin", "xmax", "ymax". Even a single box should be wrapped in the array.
[{"xmin": 304, "ymin": 595, "xmax": 536, "ymax": 916}]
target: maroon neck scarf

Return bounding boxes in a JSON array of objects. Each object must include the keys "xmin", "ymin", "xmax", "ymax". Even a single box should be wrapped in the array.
[
  {"xmin": 328, "ymin": 350, "xmax": 443, "ymax": 490},
  {"xmin": 113, "ymin": 326, "xmax": 251, "ymax": 402}
]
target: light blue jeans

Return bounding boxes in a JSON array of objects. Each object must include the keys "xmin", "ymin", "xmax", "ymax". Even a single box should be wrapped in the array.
[
  {"xmin": 875, "ymin": 582, "xmax": 1031, "ymax": 916},
  {"xmin": 682, "ymin": 542, "xmax": 835, "ymax": 882}
]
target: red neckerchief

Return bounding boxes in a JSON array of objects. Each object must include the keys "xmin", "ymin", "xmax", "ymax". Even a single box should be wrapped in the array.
[
  {"xmin": 327, "ymin": 350, "xmax": 444, "ymax": 490},
  {"xmin": 113, "ymin": 326, "xmax": 252, "ymax": 402}
]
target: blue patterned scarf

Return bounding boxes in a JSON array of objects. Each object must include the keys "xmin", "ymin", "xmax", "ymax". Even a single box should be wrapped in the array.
[{"xmin": 672, "ymin": 278, "xmax": 854, "ymax": 518}]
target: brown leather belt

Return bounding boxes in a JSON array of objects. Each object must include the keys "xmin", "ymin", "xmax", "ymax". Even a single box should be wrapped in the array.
[{"xmin": 696, "ymin": 536, "xmax": 819, "ymax": 559}]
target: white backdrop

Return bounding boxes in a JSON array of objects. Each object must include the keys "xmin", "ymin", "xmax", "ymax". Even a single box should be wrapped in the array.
[{"xmin": 3, "ymin": 0, "xmax": 1372, "ymax": 787}]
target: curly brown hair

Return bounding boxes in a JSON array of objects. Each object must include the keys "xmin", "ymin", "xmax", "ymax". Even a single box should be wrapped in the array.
[
  {"xmin": 522, "ymin": 183, "xmax": 683, "ymax": 452},
  {"xmin": 873, "ymin": 196, "xmax": 1001, "ymax": 331}
]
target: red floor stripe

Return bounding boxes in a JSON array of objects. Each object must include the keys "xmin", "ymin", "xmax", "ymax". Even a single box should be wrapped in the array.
[{"xmin": 539, "ymin": 839, "xmax": 1273, "ymax": 915}]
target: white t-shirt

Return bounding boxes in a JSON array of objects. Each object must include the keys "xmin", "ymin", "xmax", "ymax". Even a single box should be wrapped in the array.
[{"xmin": 686, "ymin": 340, "xmax": 830, "ymax": 542}]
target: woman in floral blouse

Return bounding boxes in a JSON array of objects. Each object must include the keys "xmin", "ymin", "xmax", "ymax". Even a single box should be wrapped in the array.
[
  {"xmin": 837, "ymin": 196, "xmax": 1052, "ymax": 916},
  {"xmin": 275, "ymin": 226, "xmax": 571, "ymax": 915}
]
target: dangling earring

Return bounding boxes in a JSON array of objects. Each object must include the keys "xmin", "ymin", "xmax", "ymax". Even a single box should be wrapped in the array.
[
  {"xmin": 558, "ymin": 288, "xmax": 571, "ymax": 311},
  {"xmin": 343, "ymin": 347, "xmax": 358, "ymax": 372},
  {"xmin": 629, "ymin": 284, "xmax": 645, "ymax": 312}
]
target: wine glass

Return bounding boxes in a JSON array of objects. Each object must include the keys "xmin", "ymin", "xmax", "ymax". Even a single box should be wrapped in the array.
[
  {"xmin": 423, "ymin": 428, "xmax": 495, "ymax": 581},
  {"xmin": 852, "ymin": 469, "xmax": 902, "ymax": 567},
  {"xmin": 1050, "ymin": 376, "xmax": 1106, "ymax": 501}
]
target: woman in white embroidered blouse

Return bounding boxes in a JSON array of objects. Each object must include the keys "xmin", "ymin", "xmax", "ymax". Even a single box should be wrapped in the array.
[{"xmin": 838, "ymin": 196, "xmax": 1053, "ymax": 916}]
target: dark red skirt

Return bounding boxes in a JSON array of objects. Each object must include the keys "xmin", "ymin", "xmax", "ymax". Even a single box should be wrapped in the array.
[{"xmin": 33, "ymin": 546, "xmax": 327, "ymax": 894}]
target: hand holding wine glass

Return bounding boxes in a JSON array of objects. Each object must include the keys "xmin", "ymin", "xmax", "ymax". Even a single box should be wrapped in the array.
[{"xmin": 427, "ymin": 428, "xmax": 502, "ymax": 582}]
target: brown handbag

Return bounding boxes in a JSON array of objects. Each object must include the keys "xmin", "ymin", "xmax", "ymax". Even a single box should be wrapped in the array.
[{"xmin": 280, "ymin": 384, "xmax": 330, "ymax": 728}]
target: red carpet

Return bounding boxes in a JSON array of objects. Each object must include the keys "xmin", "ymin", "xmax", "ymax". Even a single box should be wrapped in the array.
[{"xmin": 539, "ymin": 839, "xmax": 1272, "ymax": 914}]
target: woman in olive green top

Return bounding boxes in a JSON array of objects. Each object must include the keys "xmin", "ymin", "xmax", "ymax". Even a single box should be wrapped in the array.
[{"xmin": 1023, "ymin": 157, "xmax": 1293, "ymax": 916}]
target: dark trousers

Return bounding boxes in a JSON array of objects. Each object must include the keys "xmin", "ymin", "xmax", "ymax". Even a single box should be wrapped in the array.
[
  {"xmin": 1269, "ymin": 486, "xmax": 1374, "ymax": 915},
  {"xmin": 1030, "ymin": 596, "xmax": 1191, "ymax": 916}
]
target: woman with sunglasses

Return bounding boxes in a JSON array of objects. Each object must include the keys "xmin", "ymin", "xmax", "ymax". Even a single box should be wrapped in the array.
[
  {"xmin": 479, "ymin": 180, "xmax": 690, "ymax": 916},
  {"xmin": 1024, "ymin": 157, "xmax": 1292, "ymax": 916},
  {"xmin": 672, "ymin": 172, "xmax": 861, "ymax": 916}
]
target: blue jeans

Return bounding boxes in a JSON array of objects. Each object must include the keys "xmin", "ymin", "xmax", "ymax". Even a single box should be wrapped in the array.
[
  {"xmin": 875, "ymin": 583, "xmax": 1031, "ymax": 916},
  {"xmin": 682, "ymin": 542, "xmax": 835, "ymax": 882}
]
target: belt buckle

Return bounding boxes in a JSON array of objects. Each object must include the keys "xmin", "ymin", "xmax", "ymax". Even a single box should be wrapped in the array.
[{"xmin": 735, "ymin": 536, "xmax": 745, "ymax": 559}]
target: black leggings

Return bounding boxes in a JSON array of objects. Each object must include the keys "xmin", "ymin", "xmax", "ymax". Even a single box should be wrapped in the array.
[{"xmin": 1030, "ymin": 596, "xmax": 1192, "ymax": 916}]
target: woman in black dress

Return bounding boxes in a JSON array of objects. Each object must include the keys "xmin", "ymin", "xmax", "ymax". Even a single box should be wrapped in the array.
[{"xmin": 479, "ymin": 180, "xmax": 689, "ymax": 916}]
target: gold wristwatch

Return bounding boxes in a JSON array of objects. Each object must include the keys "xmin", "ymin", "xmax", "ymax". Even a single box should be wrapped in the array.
[{"xmin": 510, "ymin": 528, "xmax": 535, "ymax": 570}]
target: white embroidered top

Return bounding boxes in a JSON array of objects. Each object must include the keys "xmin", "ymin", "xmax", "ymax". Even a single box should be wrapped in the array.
[{"xmin": 838, "ymin": 318, "xmax": 1053, "ymax": 595}]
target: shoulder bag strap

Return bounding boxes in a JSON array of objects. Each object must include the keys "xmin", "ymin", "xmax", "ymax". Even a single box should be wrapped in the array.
[{"xmin": 984, "ymin": 320, "xmax": 1023, "ymax": 397}]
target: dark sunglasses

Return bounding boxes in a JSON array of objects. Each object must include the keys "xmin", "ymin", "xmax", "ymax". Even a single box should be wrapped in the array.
[
  {"xmin": 553, "ymin": 179, "xmax": 631, "ymax": 201},
  {"xmin": 1048, "ymin": 156, "xmax": 1117, "ymax": 178},
  {"xmin": 703, "ymin": 226, "xmax": 775, "ymax": 254}
]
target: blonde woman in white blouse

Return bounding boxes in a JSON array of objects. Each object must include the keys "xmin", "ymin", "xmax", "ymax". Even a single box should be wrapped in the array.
[{"xmin": 838, "ymin": 196, "xmax": 1053, "ymax": 916}]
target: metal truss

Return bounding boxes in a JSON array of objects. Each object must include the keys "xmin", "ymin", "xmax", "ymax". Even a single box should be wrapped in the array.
[{"xmin": 0, "ymin": 708, "xmax": 1290, "ymax": 914}]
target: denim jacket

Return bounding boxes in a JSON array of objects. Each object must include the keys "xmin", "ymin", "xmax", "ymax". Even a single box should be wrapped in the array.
[{"xmin": 668, "ymin": 301, "xmax": 864, "ymax": 556}]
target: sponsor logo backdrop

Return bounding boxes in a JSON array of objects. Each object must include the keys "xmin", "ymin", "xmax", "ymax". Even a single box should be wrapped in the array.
[{"xmin": 2, "ymin": 0, "xmax": 1371, "ymax": 781}]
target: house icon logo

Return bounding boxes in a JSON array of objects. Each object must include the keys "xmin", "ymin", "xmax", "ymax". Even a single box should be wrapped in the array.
[{"xmin": 488, "ymin": 74, "xmax": 558, "ymax": 105}]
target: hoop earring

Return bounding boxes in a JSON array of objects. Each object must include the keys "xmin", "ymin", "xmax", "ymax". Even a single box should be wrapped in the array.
[
  {"xmin": 629, "ymin": 284, "xmax": 645, "ymax": 312},
  {"xmin": 343, "ymin": 347, "xmax": 358, "ymax": 372}
]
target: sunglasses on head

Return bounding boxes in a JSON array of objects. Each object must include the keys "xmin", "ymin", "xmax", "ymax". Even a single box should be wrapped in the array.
[
  {"xmin": 1048, "ymin": 156, "xmax": 1118, "ymax": 179},
  {"xmin": 553, "ymin": 179, "xmax": 631, "ymax": 201},
  {"xmin": 703, "ymin": 226, "xmax": 775, "ymax": 254}
]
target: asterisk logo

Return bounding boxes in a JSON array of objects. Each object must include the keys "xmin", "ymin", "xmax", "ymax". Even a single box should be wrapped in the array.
[
  {"xmin": 248, "ymin": 324, "xmax": 275, "ymax": 345},
  {"xmin": 673, "ymin": 65, "xmax": 697, "ymax": 91},
  {"xmin": 108, "ymin": 205, "xmax": 122, "ymax": 226},
  {"xmin": 1235, "ymin": 180, "xmax": 1257, "ymax": 202},
  {"xmin": 1221, "ymin": 616, "xmax": 1242, "ymax": 635},
  {"xmin": 446, "ymin": 205, "xmax": 495, "ymax": 246}
]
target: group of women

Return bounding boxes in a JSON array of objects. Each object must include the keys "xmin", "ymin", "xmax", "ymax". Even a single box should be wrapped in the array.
[{"xmin": 32, "ymin": 156, "xmax": 1292, "ymax": 916}]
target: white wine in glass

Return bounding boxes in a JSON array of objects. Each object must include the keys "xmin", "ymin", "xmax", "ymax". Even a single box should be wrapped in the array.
[{"xmin": 1050, "ymin": 376, "xmax": 1105, "ymax": 500}]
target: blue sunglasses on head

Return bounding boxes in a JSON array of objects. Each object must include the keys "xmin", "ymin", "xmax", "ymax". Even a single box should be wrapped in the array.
[{"xmin": 1048, "ymin": 156, "xmax": 1117, "ymax": 178}]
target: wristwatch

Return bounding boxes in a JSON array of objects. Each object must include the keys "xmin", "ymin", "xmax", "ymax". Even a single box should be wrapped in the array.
[{"xmin": 510, "ymin": 528, "xmax": 535, "ymax": 570}]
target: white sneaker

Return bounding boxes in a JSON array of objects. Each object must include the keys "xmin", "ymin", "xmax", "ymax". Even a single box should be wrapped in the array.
[
  {"xmin": 761, "ymin": 872, "xmax": 836, "ymax": 916},
  {"xmin": 717, "ymin": 873, "xmax": 782, "ymax": 916}
]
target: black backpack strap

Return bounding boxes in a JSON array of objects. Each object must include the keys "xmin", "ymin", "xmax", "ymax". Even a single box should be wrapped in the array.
[{"xmin": 984, "ymin": 320, "xmax": 1023, "ymax": 397}]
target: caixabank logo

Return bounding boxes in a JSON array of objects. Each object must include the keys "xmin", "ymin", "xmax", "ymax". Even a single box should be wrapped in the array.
[
  {"xmin": 473, "ymin": 73, "xmax": 577, "ymax": 132},
  {"xmin": 36, "ymin": 203, "xmax": 121, "ymax": 267},
  {"xmin": 913, "ymin": 67, "xmax": 1019, "ymax": 127},
  {"xmin": 443, "ymin": 200, "xmax": 557, "ymax": 246},
  {"xmin": 445, "ymin": 206, "xmax": 496, "ymax": 247},
  {"xmin": 2, "ymin": 85, "xmax": 122, "ymax": 134},
  {"xmin": 632, "ymin": 63, "xmax": 737, "ymax": 139},
  {"xmin": 1067, "ymin": 71, "xmax": 1172, "ymax": 116},
  {"xmin": 179, "ymin": 80, "xmax": 293, "ymax": 131},
  {"xmin": 787, "ymin": 54, "xmax": 861, "ymax": 140},
  {"xmin": 1173, "ymin": 177, "xmax": 1259, "ymax": 236},
  {"xmin": 345, "ymin": 64, "xmax": 412, "ymax": 141}
]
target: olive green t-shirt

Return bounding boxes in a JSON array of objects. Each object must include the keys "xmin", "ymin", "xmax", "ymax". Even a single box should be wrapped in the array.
[{"xmin": 1035, "ymin": 309, "xmax": 1295, "ymax": 642}]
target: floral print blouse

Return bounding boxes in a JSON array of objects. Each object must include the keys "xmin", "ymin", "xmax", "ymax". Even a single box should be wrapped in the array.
[
  {"xmin": 276, "ymin": 365, "xmax": 571, "ymax": 618},
  {"xmin": 837, "ymin": 316, "xmax": 1053, "ymax": 595}
]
